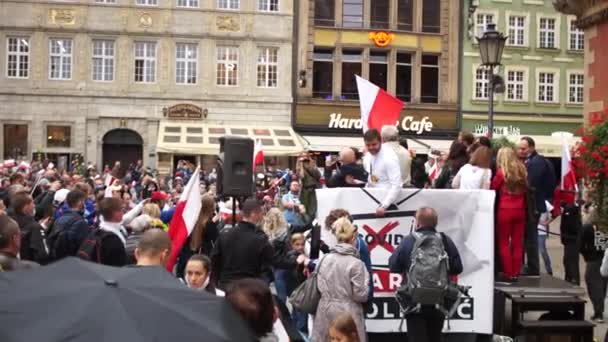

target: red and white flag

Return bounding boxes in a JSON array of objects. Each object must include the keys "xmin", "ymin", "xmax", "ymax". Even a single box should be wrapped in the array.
[
  {"xmin": 166, "ymin": 167, "xmax": 202, "ymax": 272},
  {"xmin": 103, "ymin": 173, "xmax": 116, "ymax": 198},
  {"xmin": 356, "ymin": 75, "xmax": 404, "ymax": 132},
  {"xmin": 561, "ymin": 141, "xmax": 578, "ymax": 192},
  {"xmin": 253, "ymin": 139, "xmax": 264, "ymax": 170},
  {"xmin": 428, "ymin": 163, "xmax": 439, "ymax": 181}
]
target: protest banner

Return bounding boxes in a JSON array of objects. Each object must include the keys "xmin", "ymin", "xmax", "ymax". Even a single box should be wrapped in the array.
[{"xmin": 316, "ymin": 188, "xmax": 495, "ymax": 334}]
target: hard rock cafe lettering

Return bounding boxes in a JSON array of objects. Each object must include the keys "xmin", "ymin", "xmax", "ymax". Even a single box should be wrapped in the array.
[{"xmin": 328, "ymin": 113, "xmax": 434, "ymax": 134}]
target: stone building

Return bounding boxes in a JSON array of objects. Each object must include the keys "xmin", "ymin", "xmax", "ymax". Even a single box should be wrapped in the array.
[
  {"xmin": 293, "ymin": 0, "xmax": 461, "ymax": 153},
  {"xmin": 0, "ymin": 0, "xmax": 302, "ymax": 174}
]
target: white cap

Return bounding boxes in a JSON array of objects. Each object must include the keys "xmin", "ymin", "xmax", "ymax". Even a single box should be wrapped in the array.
[{"xmin": 53, "ymin": 189, "xmax": 70, "ymax": 205}]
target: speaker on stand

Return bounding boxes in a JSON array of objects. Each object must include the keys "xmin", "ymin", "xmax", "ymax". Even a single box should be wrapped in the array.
[{"xmin": 217, "ymin": 136, "xmax": 254, "ymax": 225}]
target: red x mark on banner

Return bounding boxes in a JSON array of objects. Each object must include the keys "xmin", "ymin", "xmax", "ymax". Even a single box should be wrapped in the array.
[{"xmin": 362, "ymin": 221, "xmax": 399, "ymax": 253}]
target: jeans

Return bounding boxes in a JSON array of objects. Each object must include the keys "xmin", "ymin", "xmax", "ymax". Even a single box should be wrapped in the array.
[
  {"xmin": 585, "ymin": 259, "xmax": 608, "ymax": 318},
  {"xmin": 537, "ymin": 234, "xmax": 553, "ymax": 275},
  {"xmin": 406, "ymin": 307, "xmax": 445, "ymax": 342},
  {"xmin": 563, "ymin": 242, "xmax": 581, "ymax": 285},
  {"xmin": 292, "ymin": 309, "xmax": 308, "ymax": 334},
  {"xmin": 273, "ymin": 269, "xmax": 289, "ymax": 303}
]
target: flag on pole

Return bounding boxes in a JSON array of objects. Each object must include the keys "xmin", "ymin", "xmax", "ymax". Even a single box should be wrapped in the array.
[
  {"xmin": 356, "ymin": 75, "xmax": 404, "ymax": 132},
  {"xmin": 166, "ymin": 167, "xmax": 202, "ymax": 272},
  {"xmin": 104, "ymin": 173, "xmax": 116, "ymax": 198},
  {"xmin": 253, "ymin": 139, "xmax": 264, "ymax": 170},
  {"xmin": 561, "ymin": 140, "xmax": 578, "ymax": 192}
]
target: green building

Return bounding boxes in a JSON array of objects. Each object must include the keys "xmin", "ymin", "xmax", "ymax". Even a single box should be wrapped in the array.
[{"xmin": 461, "ymin": 0, "xmax": 584, "ymax": 157}]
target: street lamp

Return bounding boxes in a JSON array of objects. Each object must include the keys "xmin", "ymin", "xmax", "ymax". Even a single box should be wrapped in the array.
[{"xmin": 477, "ymin": 23, "xmax": 507, "ymax": 138}]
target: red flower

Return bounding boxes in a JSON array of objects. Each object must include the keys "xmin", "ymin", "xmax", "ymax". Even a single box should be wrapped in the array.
[
  {"xmin": 578, "ymin": 145, "xmax": 588, "ymax": 154},
  {"xmin": 590, "ymin": 170, "xmax": 599, "ymax": 178},
  {"xmin": 582, "ymin": 135, "xmax": 594, "ymax": 144},
  {"xmin": 592, "ymin": 151, "xmax": 601, "ymax": 161}
]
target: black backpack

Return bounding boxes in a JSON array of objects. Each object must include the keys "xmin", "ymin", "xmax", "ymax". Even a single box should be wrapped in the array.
[
  {"xmin": 47, "ymin": 215, "xmax": 82, "ymax": 261},
  {"xmin": 77, "ymin": 229, "xmax": 112, "ymax": 263}
]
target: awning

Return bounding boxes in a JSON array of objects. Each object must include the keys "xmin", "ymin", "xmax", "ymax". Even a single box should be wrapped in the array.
[
  {"xmin": 504, "ymin": 135, "xmax": 580, "ymax": 158},
  {"xmin": 299, "ymin": 135, "xmax": 453, "ymax": 154},
  {"xmin": 156, "ymin": 121, "xmax": 305, "ymax": 156}
]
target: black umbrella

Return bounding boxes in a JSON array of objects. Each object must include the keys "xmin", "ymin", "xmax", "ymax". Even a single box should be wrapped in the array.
[{"xmin": 0, "ymin": 258, "xmax": 256, "ymax": 342}]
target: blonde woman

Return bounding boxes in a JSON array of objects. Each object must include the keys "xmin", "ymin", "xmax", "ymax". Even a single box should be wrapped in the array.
[
  {"xmin": 312, "ymin": 217, "xmax": 369, "ymax": 342},
  {"xmin": 491, "ymin": 147, "xmax": 528, "ymax": 282},
  {"xmin": 143, "ymin": 203, "xmax": 161, "ymax": 219}
]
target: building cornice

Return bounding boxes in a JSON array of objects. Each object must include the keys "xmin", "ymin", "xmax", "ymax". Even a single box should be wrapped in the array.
[{"xmin": 554, "ymin": 0, "xmax": 608, "ymax": 28}]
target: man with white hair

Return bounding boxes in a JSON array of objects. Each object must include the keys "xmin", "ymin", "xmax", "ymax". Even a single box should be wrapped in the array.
[{"xmin": 381, "ymin": 125, "xmax": 411, "ymax": 186}]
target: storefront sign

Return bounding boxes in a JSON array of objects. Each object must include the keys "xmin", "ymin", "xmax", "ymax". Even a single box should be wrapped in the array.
[
  {"xmin": 473, "ymin": 124, "xmax": 521, "ymax": 136},
  {"xmin": 295, "ymin": 104, "xmax": 458, "ymax": 136},
  {"xmin": 166, "ymin": 104, "xmax": 203, "ymax": 119}
]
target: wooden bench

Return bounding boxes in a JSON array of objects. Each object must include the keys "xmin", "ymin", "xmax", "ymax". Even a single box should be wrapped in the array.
[
  {"xmin": 510, "ymin": 296, "xmax": 586, "ymax": 335},
  {"xmin": 516, "ymin": 320, "xmax": 595, "ymax": 342}
]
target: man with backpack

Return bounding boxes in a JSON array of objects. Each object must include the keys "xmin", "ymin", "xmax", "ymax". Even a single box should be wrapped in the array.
[
  {"xmin": 8, "ymin": 192, "xmax": 49, "ymax": 264},
  {"xmin": 78, "ymin": 198, "xmax": 127, "ymax": 266},
  {"xmin": 48, "ymin": 190, "xmax": 91, "ymax": 260},
  {"xmin": 389, "ymin": 207, "xmax": 463, "ymax": 342}
]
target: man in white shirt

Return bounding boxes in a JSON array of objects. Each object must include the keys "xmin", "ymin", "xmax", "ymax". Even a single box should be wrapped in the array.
[
  {"xmin": 381, "ymin": 125, "xmax": 411, "ymax": 186},
  {"xmin": 363, "ymin": 128, "xmax": 402, "ymax": 217}
]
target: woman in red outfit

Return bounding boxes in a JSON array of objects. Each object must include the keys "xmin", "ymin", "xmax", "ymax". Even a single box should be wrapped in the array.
[{"xmin": 491, "ymin": 147, "xmax": 528, "ymax": 282}]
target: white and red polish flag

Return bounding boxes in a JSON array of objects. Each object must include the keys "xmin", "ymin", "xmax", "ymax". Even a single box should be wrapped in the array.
[
  {"xmin": 253, "ymin": 139, "xmax": 264, "ymax": 170},
  {"xmin": 356, "ymin": 75, "xmax": 404, "ymax": 132},
  {"xmin": 166, "ymin": 167, "xmax": 202, "ymax": 272},
  {"xmin": 561, "ymin": 141, "xmax": 578, "ymax": 192},
  {"xmin": 103, "ymin": 173, "xmax": 116, "ymax": 198}
]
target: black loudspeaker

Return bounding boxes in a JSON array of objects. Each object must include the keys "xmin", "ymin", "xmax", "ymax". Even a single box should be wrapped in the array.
[{"xmin": 217, "ymin": 136, "xmax": 254, "ymax": 197}]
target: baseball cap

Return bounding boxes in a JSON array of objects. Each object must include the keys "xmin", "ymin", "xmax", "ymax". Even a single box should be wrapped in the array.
[
  {"xmin": 53, "ymin": 189, "xmax": 70, "ymax": 206},
  {"xmin": 151, "ymin": 191, "xmax": 170, "ymax": 201}
]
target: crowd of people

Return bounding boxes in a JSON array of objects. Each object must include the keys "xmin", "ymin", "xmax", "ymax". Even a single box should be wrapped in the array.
[{"xmin": 0, "ymin": 124, "xmax": 605, "ymax": 342}]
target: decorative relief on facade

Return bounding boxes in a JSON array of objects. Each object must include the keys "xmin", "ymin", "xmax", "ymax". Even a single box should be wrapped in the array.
[
  {"xmin": 139, "ymin": 13, "xmax": 153, "ymax": 28},
  {"xmin": 216, "ymin": 16, "xmax": 240, "ymax": 32},
  {"xmin": 49, "ymin": 9, "xmax": 76, "ymax": 25}
]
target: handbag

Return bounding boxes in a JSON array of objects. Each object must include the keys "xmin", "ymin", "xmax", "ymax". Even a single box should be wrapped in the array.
[{"xmin": 288, "ymin": 255, "xmax": 327, "ymax": 315}]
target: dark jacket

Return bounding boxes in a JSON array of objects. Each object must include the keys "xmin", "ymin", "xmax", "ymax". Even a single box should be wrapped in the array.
[
  {"xmin": 99, "ymin": 233, "xmax": 127, "ymax": 267},
  {"xmin": 210, "ymin": 221, "xmax": 274, "ymax": 289},
  {"xmin": 34, "ymin": 190, "xmax": 56, "ymax": 221},
  {"xmin": 0, "ymin": 251, "xmax": 38, "ymax": 271},
  {"xmin": 388, "ymin": 227, "xmax": 463, "ymax": 276},
  {"xmin": 48, "ymin": 209, "xmax": 90, "ymax": 260},
  {"xmin": 526, "ymin": 151, "xmax": 556, "ymax": 213},
  {"xmin": 323, "ymin": 163, "xmax": 367, "ymax": 188},
  {"xmin": 8, "ymin": 210, "xmax": 49, "ymax": 264},
  {"xmin": 578, "ymin": 223, "xmax": 604, "ymax": 262}
]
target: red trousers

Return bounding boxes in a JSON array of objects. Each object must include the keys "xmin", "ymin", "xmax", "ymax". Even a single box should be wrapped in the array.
[{"xmin": 497, "ymin": 208, "xmax": 526, "ymax": 278}]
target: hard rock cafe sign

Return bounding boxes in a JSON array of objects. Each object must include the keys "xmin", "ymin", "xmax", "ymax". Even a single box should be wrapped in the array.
[
  {"xmin": 165, "ymin": 104, "xmax": 203, "ymax": 119},
  {"xmin": 328, "ymin": 113, "xmax": 433, "ymax": 134}
]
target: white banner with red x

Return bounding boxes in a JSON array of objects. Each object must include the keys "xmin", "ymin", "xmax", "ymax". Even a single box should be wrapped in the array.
[{"xmin": 315, "ymin": 188, "xmax": 495, "ymax": 334}]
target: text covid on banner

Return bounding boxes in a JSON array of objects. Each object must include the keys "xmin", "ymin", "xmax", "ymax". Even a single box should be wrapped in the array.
[{"xmin": 315, "ymin": 188, "xmax": 495, "ymax": 334}]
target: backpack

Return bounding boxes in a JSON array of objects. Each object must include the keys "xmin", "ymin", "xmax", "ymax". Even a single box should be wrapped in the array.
[
  {"xmin": 397, "ymin": 232, "xmax": 449, "ymax": 311},
  {"xmin": 77, "ymin": 229, "xmax": 112, "ymax": 263},
  {"xmin": 47, "ymin": 215, "xmax": 82, "ymax": 261}
]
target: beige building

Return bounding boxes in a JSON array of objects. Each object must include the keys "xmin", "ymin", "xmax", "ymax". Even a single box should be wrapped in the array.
[
  {"xmin": 294, "ymin": 0, "xmax": 461, "ymax": 152},
  {"xmin": 0, "ymin": 0, "xmax": 302, "ymax": 174}
]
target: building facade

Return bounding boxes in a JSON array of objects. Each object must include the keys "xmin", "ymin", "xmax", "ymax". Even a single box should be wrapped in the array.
[
  {"xmin": 461, "ymin": 0, "xmax": 584, "ymax": 157},
  {"xmin": 0, "ymin": 0, "xmax": 300, "ymax": 174},
  {"xmin": 555, "ymin": 0, "xmax": 608, "ymax": 125},
  {"xmin": 294, "ymin": 0, "xmax": 461, "ymax": 153}
]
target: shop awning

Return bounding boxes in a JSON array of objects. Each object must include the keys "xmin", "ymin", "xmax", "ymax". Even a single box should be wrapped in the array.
[
  {"xmin": 299, "ymin": 135, "xmax": 453, "ymax": 154},
  {"xmin": 156, "ymin": 121, "xmax": 305, "ymax": 156},
  {"xmin": 504, "ymin": 134, "xmax": 580, "ymax": 158}
]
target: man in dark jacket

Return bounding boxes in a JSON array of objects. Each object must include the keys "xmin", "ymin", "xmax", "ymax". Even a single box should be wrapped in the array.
[
  {"xmin": 0, "ymin": 214, "xmax": 37, "ymax": 271},
  {"xmin": 323, "ymin": 147, "xmax": 367, "ymax": 188},
  {"xmin": 48, "ymin": 190, "xmax": 90, "ymax": 260},
  {"xmin": 389, "ymin": 207, "xmax": 463, "ymax": 342},
  {"xmin": 8, "ymin": 192, "xmax": 49, "ymax": 264},
  {"xmin": 211, "ymin": 199, "xmax": 274, "ymax": 290},
  {"xmin": 518, "ymin": 136, "xmax": 556, "ymax": 276},
  {"xmin": 577, "ymin": 217, "xmax": 607, "ymax": 323}
]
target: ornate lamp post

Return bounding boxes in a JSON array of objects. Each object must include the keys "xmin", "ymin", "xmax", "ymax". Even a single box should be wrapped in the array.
[{"xmin": 477, "ymin": 23, "xmax": 507, "ymax": 138}]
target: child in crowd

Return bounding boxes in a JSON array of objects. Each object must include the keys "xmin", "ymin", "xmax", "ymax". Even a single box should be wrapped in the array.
[
  {"xmin": 329, "ymin": 314, "xmax": 360, "ymax": 342},
  {"xmin": 286, "ymin": 233, "xmax": 308, "ymax": 333}
]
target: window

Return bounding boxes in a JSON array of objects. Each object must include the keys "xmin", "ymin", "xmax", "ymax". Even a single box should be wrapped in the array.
[
  {"xmin": 396, "ymin": 53, "xmax": 412, "ymax": 102},
  {"xmin": 314, "ymin": 0, "xmax": 334, "ymax": 26},
  {"xmin": 371, "ymin": 0, "xmax": 390, "ymax": 29},
  {"xmin": 422, "ymin": 0, "xmax": 440, "ymax": 33},
  {"xmin": 6, "ymin": 37, "xmax": 29, "ymax": 79},
  {"xmin": 176, "ymin": 43, "xmax": 197, "ymax": 84},
  {"xmin": 568, "ymin": 73, "xmax": 584, "ymax": 104},
  {"xmin": 539, "ymin": 18, "xmax": 556, "ymax": 49},
  {"xmin": 47, "ymin": 125, "xmax": 71, "ymax": 148},
  {"xmin": 257, "ymin": 47, "xmax": 278, "ymax": 88},
  {"xmin": 95, "ymin": 0, "xmax": 116, "ymax": 3},
  {"xmin": 507, "ymin": 15, "xmax": 526, "ymax": 46},
  {"xmin": 258, "ymin": 0, "xmax": 278, "ymax": 12},
  {"xmin": 49, "ymin": 38, "xmax": 72, "ymax": 80},
  {"xmin": 177, "ymin": 0, "xmax": 199, "ymax": 7},
  {"xmin": 312, "ymin": 48, "xmax": 333, "ymax": 99},
  {"xmin": 3, "ymin": 124, "xmax": 27, "ymax": 159},
  {"xmin": 341, "ymin": 50, "xmax": 362, "ymax": 100},
  {"xmin": 218, "ymin": 0, "xmax": 239, "ymax": 10},
  {"xmin": 136, "ymin": 0, "xmax": 157, "ymax": 5},
  {"xmin": 369, "ymin": 51, "xmax": 388, "ymax": 90},
  {"xmin": 397, "ymin": 0, "xmax": 413, "ymax": 31},
  {"xmin": 421, "ymin": 55, "xmax": 439, "ymax": 103},
  {"xmin": 216, "ymin": 46, "xmax": 238, "ymax": 86},
  {"xmin": 569, "ymin": 20, "xmax": 584, "ymax": 50},
  {"xmin": 506, "ymin": 69, "xmax": 526, "ymax": 101},
  {"xmin": 134, "ymin": 41, "xmax": 156, "ymax": 83},
  {"xmin": 475, "ymin": 13, "xmax": 494, "ymax": 38},
  {"xmin": 92, "ymin": 40, "xmax": 114, "ymax": 82},
  {"xmin": 538, "ymin": 71, "xmax": 557, "ymax": 103},
  {"xmin": 343, "ymin": 0, "xmax": 363, "ymax": 28},
  {"xmin": 474, "ymin": 67, "xmax": 490, "ymax": 100}
]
